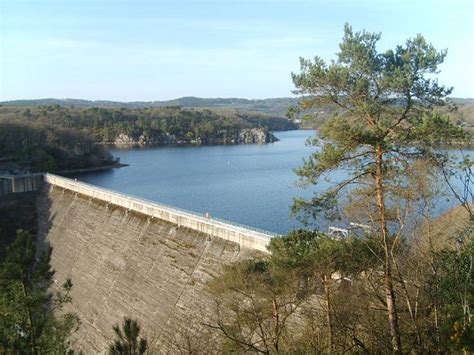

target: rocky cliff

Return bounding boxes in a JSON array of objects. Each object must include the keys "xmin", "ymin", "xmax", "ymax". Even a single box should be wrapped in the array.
[
  {"xmin": 237, "ymin": 127, "xmax": 278, "ymax": 144},
  {"xmin": 36, "ymin": 186, "xmax": 261, "ymax": 353},
  {"xmin": 113, "ymin": 127, "xmax": 277, "ymax": 146}
]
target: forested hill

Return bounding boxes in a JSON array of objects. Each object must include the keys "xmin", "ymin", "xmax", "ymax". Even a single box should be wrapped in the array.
[
  {"xmin": 2, "ymin": 96, "xmax": 474, "ymax": 128},
  {"xmin": 0, "ymin": 97, "xmax": 299, "ymax": 116},
  {"xmin": 0, "ymin": 105, "xmax": 296, "ymax": 140},
  {"xmin": 0, "ymin": 105, "xmax": 297, "ymax": 172}
]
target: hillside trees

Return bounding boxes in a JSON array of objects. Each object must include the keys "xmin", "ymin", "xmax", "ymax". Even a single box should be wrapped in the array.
[
  {"xmin": 206, "ymin": 259, "xmax": 306, "ymax": 354},
  {"xmin": 432, "ymin": 239, "xmax": 473, "ymax": 350},
  {"xmin": 268, "ymin": 230, "xmax": 377, "ymax": 353},
  {"xmin": 0, "ymin": 122, "xmax": 114, "ymax": 172},
  {"xmin": 0, "ymin": 230, "xmax": 79, "ymax": 353},
  {"xmin": 206, "ymin": 231, "xmax": 392, "ymax": 353},
  {"xmin": 205, "ymin": 183, "xmax": 471, "ymax": 353},
  {"xmin": 0, "ymin": 105, "xmax": 296, "ymax": 147},
  {"xmin": 291, "ymin": 23, "xmax": 466, "ymax": 352}
]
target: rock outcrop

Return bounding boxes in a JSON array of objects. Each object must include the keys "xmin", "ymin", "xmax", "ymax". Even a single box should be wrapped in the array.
[
  {"xmin": 113, "ymin": 133, "xmax": 178, "ymax": 146},
  {"xmin": 36, "ymin": 187, "xmax": 261, "ymax": 353},
  {"xmin": 237, "ymin": 128, "xmax": 278, "ymax": 144},
  {"xmin": 113, "ymin": 128, "xmax": 277, "ymax": 146},
  {"xmin": 114, "ymin": 133, "xmax": 145, "ymax": 145}
]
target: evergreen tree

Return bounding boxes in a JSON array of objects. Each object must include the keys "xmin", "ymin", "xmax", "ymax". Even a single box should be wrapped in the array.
[
  {"xmin": 0, "ymin": 229, "xmax": 78, "ymax": 353},
  {"xmin": 291, "ymin": 23, "xmax": 463, "ymax": 352},
  {"xmin": 108, "ymin": 317, "xmax": 148, "ymax": 355}
]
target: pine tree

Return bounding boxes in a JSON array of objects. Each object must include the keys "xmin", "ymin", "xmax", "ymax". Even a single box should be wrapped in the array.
[
  {"xmin": 291, "ymin": 23, "xmax": 463, "ymax": 352},
  {"xmin": 0, "ymin": 229, "xmax": 78, "ymax": 353},
  {"xmin": 108, "ymin": 317, "xmax": 148, "ymax": 355}
]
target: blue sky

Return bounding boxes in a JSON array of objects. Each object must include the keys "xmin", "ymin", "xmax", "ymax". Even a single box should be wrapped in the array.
[{"xmin": 1, "ymin": 0, "xmax": 473, "ymax": 101}]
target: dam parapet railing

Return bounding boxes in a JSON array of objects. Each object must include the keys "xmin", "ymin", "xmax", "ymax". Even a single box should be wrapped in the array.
[{"xmin": 44, "ymin": 173, "xmax": 274, "ymax": 252}]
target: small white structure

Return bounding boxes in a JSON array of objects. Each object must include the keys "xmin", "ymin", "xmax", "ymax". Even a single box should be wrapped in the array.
[{"xmin": 328, "ymin": 226, "xmax": 349, "ymax": 239}]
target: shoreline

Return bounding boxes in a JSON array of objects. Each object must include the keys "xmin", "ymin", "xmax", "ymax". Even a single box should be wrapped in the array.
[
  {"xmin": 57, "ymin": 162, "xmax": 129, "ymax": 175},
  {"xmin": 92, "ymin": 128, "xmax": 289, "ymax": 148},
  {"xmin": 95, "ymin": 139, "xmax": 280, "ymax": 149}
]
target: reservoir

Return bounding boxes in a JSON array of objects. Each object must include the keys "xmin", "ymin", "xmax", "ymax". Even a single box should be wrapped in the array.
[{"xmin": 73, "ymin": 130, "xmax": 472, "ymax": 234}]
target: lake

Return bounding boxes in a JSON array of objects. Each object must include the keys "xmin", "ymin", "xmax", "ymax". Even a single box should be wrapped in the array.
[{"xmin": 73, "ymin": 130, "xmax": 471, "ymax": 234}]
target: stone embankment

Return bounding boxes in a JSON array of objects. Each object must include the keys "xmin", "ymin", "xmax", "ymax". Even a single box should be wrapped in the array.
[{"xmin": 37, "ymin": 174, "xmax": 274, "ymax": 352}]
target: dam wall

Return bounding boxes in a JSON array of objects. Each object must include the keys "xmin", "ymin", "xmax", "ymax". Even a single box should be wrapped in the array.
[
  {"xmin": 37, "ymin": 175, "xmax": 273, "ymax": 352},
  {"xmin": 44, "ymin": 173, "xmax": 272, "ymax": 252},
  {"xmin": 0, "ymin": 173, "xmax": 43, "ymax": 195}
]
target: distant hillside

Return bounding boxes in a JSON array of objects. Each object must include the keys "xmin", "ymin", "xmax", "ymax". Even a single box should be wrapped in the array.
[
  {"xmin": 1, "ymin": 96, "xmax": 473, "ymax": 129},
  {"xmin": 0, "ymin": 97, "xmax": 299, "ymax": 116},
  {"xmin": 438, "ymin": 99, "xmax": 474, "ymax": 128},
  {"xmin": 452, "ymin": 98, "xmax": 474, "ymax": 105}
]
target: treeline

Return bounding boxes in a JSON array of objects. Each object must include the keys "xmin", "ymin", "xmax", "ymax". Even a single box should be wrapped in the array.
[
  {"xmin": 292, "ymin": 101, "xmax": 474, "ymax": 134},
  {"xmin": 0, "ymin": 122, "xmax": 114, "ymax": 172},
  {"xmin": 0, "ymin": 96, "xmax": 300, "ymax": 116},
  {"xmin": 0, "ymin": 105, "xmax": 297, "ymax": 145},
  {"xmin": 2, "ymin": 97, "xmax": 473, "ymax": 124}
]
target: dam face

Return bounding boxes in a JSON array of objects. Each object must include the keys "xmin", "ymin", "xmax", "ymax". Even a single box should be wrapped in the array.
[{"xmin": 36, "ymin": 176, "xmax": 270, "ymax": 353}]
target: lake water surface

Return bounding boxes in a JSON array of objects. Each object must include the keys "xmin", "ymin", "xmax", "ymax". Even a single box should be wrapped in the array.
[{"xmin": 73, "ymin": 130, "xmax": 472, "ymax": 234}]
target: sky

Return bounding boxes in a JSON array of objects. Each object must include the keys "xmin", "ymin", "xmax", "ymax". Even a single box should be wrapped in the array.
[{"xmin": 1, "ymin": 0, "xmax": 473, "ymax": 101}]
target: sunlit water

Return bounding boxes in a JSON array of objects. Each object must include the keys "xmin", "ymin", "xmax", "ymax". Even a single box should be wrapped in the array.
[{"xmin": 73, "ymin": 131, "xmax": 472, "ymax": 234}]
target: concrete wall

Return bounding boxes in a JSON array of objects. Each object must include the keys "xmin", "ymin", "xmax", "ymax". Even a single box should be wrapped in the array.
[
  {"xmin": 0, "ymin": 173, "xmax": 43, "ymax": 195},
  {"xmin": 44, "ymin": 173, "xmax": 273, "ymax": 252},
  {"xmin": 37, "ymin": 185, "xmax": 263, "ymax": 353}
]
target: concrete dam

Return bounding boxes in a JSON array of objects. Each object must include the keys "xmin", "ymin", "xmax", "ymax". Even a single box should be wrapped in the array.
[{"xmin": 33, "ymin": 174, "xmax": 274, "ymax": 352}]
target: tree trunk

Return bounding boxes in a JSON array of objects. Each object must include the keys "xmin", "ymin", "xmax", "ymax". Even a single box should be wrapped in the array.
[
  {"xmin": 375, "ymin": 144, "xmax": 402, "ymax": 353},
  {"xmin": 21, "ymin": 277, "xmax": 37, "ymax": 355},
  {"xmin": 323, "ymin": 275, "xmax": 334, "ymax": 354},
  {"xmin": 272, "ymin": 298, "xmax": 280, "ymax": 352}
]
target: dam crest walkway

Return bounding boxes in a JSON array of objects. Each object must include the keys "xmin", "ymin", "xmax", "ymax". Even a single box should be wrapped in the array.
[{"xmin": 43, "ymin": 173, "xmax": 274, "ymax": 252}]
